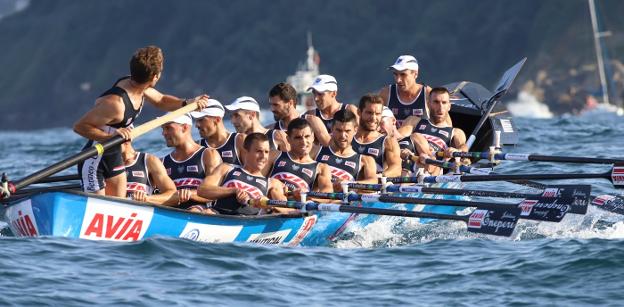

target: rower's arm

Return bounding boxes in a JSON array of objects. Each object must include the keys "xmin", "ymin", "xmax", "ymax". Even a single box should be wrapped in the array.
[
  {"xmin": 143, "ymin": 154, "xmax": 178, "ymax": 206},
  {"xmin": 451, "ymin": 128, "xmax": 468, "ymax": 152},
  {"xmin": 202, "ymin": 148, "xmax": 223, "ymax": 175},
  {"xmin": 273, "ymin": 130, "xmax": 291, "ymax": 152},
  {"xmin": 397, "ymin": 115, "xmax": 421, "ymax": 137},
  {"xmin": 235, "ymin": 133, "xmax": 247, "ymax": 165},
  {"xmin": 73, "ymin": 96, "xmax": 124, "ymax": 142},
  {"xmin": 382, "ymin": 136, "xmax": 402, "ymax": 177},
  {"xmin": 143, "ymin": 88, "xmax": 209, "ymax": 112},
  {"xmin": 358, "ymin": 155, "xmax": 379, "ymax": 184},
  {"xmin": 305, "ymin": 115, "xmax": 331, "ymax": 146},
  {"xmin": 197, "ymin": 165, "xmax": 236, "ymax": 199},
  {"xmin": 269, "ymin": 179, "xmax": 297, "ymax": 214},
  {"xmin": 314, "ymin": 163, "xmax": 334, "ymax": 193},
  {"xmin": 412, "ymin": 133, "xmax": 439, "ymax": 175}
]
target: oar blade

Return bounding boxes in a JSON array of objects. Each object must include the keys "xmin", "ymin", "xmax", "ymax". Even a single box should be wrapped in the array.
[
  {"xmin": 612, "ymin": 163, "xmax": 624, "ymax": 189},
  {"xmin": 592, "ymin": 194, "xmax": 624, "ymax": 215},
  {"xmin": 517, "ymin": 196, "xmax": 571, "ymax": 222},
  {"xmin": 466, "ymin": 207, "xmax": 519, "ymax": 237},
  {"xmin": 543, "ymin": 184, "xmax": 590, "ymax": 214}
]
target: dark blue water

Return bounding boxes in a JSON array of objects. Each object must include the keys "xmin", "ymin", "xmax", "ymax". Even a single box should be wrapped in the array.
[{"xmin": 1, "ymin": 113, "xmax": 624, "ymax": 305}]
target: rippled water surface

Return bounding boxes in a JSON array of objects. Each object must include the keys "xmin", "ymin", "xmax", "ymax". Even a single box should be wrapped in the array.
[{"xmin": 1, "ymin": 114, "xmax": 624, "ymax": 306}]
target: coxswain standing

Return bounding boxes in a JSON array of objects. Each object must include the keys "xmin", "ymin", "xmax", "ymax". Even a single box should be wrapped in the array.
[{"xmin": 73, "ymin": 45, "xmax": 209, "ymax": 197}]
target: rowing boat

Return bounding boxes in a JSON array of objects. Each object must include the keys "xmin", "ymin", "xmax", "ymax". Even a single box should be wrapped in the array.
[{"xmin": 1, "ymin": 190, "xmax": 328, "ymax": 245}]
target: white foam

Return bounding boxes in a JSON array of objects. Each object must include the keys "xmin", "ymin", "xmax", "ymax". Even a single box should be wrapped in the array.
[{"xmin": 506, "ymin": 91, "xmax": 554, "ymax": 119}]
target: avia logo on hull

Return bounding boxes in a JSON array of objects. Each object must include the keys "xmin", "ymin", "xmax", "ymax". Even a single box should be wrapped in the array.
[
  {"xmin": 80, "ymin": 199, "xmax": 154, "ymax": 242},
  {"xmin": 6, "ymin": 200, "xmax": 39, "ymax": 237}
]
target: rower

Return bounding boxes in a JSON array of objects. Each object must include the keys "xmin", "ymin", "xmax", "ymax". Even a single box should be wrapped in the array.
[
  {"xmin": 352, "ymin": 94, "xmax": 402, "ymax": 177},
  {"xmin": 398, "ymin": 87, "xmax": 468, "ymax": 175},
  {"xmin": 311, "ymin": 109, "xmax": 377, "ymax": 185},
  {"xmin": 73, "ymin": 45, "xmax": 210, "ymax": 197},
  {"xmin": 379, "ymin": 106, "xmax": 402, "ymax": 139},
  {"xmin": 198, "ymin": 133, "xmax": 291, "ymax": 215},
  {"xmin": 121, "ymin": 141, "xmax": 177, "ymax": 206},
  {"xmin": 267, "ymin": 118, "xmax": 333, "ymax": 193},
  {"xmin": 303, "ymin": 74, "xmax": 359, "ymax": 146},
  {"xmin": 378, "ymin": 55, "xmax": 432, "ymax": 128},
  {"xmin": 192, "ymin": 99, "xmax": 246, "ymax": 167},
  {"xmin": 267, "ymin": 82, "xmax": 301, "ymax": 132},
  {"xmin": 161, "ymin": 113, "xmax": 222, "ymax": 211},
  {"xmin": 226, "ymin": 96, "xmax": 289, "ymax": 151}
]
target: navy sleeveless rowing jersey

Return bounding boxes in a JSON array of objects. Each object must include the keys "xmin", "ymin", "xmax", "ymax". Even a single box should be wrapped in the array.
[
  {"xmin": 213, "ymin": 167, "xmax": 268, "ymax": 215},
  {"xmin": 162, "ymin": 147, "xmax": 206, "ymax": 190},
  {"xmin": 100, "ymin": 76, "xmax": 144, "ymax": 131},
  {"xmin": 270, "ymin": 152, "xmax": 318, "ymax": 191},
  {"xmin": 264, "ymin": 128, "xmax": 278, "ymax": 150},
  {"xmin": 414, "ymin": 119, "xmax": 454, "ymax": 152},
  {"xmin": 315, "ymin": 146, "xmax": 362, "ymax": 181},
  {"xmin": 200, "ymin": 133, "xmax": 241, "ymax": 166},
  {"xmin": 271, "ymin": 120, "xmax": 287, "ymax": 131},
  {"xmin": 313, "ymin": 103, "xmax": 347, "ymax": 132},
  {"xmin": 352, "ymin": 135, "xmax": 386, "ymax": 173},
  {"xmin": 387, "ymin": 83, "xmax": 427, "ymax": 126},
  {"xmin": 125, "ymin": 152, "xmax": 152, "ymax": 196}
]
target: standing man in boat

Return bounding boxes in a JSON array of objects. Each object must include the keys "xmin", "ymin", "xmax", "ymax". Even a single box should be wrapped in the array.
[
  {"xmin": 398, "ymin": 87, "xmax": 468, "ymax": 175},
  {"xmin": 192, "ymin": 99, "xmax": 246, "ymax": 167},
  {"xmin": 161, "ymin": 114, "xmax": 222, "ymax": 211},
  {"xmin": 311, "ymin": 109, "xmax": 377, "ymax": 186},
  {"xmin": 267, "ymin": 118, "xmax": 333, "ymax": 193},
  {"xmin": 198, "ymin": 133, "xmax": 291, "ymax": 215},
  {"xmin": 73, "ymin": 45, "xmax": 210, "ymax": 197},
  {"xmin": 303, "ymin": 74, "xmax": 358, "ymax": 146},
  {"xmin": 267, "ymin": 82, "xmax": 302, "ymax": 132},
  {"xmin": 352, "ymin": 94, "xmax": 402, "ymax": 177},
  {"xmin": 121, "ymin": 141, "xmax": 177, "ymax": 206},
  {"xmin": 378, "ymin": 55, "xmax": 432, "ymax": 128},
  {"xmin": 227, "ymin": 96, "xmax": 289, "ymax": 152}
]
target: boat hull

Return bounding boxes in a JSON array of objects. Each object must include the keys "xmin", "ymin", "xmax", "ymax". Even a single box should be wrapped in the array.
[{"xmin": 2, "ymin": 191, "xmax": 320, "ymax": 246}]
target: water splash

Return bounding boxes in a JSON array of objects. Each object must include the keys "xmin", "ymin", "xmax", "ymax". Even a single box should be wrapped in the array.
[{"xmin": 507, "ymin": 91, "xmax": 554, "ymax": 118}]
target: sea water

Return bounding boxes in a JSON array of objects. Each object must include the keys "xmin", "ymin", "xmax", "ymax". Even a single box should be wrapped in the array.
[{"xmin": 1, "ymin": 114, "xmax": 623, "ymax": 306}]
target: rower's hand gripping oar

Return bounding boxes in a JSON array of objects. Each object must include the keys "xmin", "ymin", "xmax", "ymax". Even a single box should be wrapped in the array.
[
  {"xmin": 0, "ymin": 101, "xmax": 202, "ymax": 199},
  {"xmin": 249, "ymin": 197, "xmax": 520, "ymax": 237}
]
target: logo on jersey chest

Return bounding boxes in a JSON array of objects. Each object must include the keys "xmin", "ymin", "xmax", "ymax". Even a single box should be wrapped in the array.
[
  {"xmin": 321, "ymin": 155, "xmax": 330, "ymax": 161},
  {"xmin": 222, "ymin": 150, "xmax": 233, "ymax": 158},
  {"xmin": 367, "ymin": 148, "xmax": 380, "ymax": 156},
  {"xmin": 224, "ymin": 180, "xmax": 264, "ymax": 198},
  {"xmin": 345, "ymin": 161, "xmax": 356, "ymax": 169},
  {"xmin": 418, "ymin": 124, "xmax": 427, "ymax": 131},
  {"xmin": 131, "ymin": 171, "xmax": 145, "ymax": 178},
  {"xmin": 439, "ymin": 130, "xmax": 450, "ymax": 138},
  {"xmin": 412, "ymin": 109, "xmax": 423, "ymax": 116},
  {"xmin": 278, "ymin": 161, "xmax": 287, "ymax": 167},
  {"xmin": 187, "ymin": 165, "xmax": 199, "ymax": 173}
]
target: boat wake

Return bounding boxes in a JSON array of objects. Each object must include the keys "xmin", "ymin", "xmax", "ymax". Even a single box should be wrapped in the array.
[
  {"xmin": 333, "ymin": 205, "xmax": 624, "ymax": 248},
  {"xmin": 506, "ymin": 91, "xmax": 554, "ymax": 119}
]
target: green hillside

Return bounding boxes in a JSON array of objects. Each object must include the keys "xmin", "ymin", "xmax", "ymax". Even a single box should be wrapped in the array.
[{"xmin": 0, "ymin": 0, "xmax": 623, "ymax": 129}]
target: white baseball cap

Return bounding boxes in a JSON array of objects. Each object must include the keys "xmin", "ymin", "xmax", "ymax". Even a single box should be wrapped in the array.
[
  {"xmin": 381, "ymin": 106, "xmax": 395, "ymax": 119},
  {"xmin": 389, "ymin": 55, "xmax": 419, "ymax": 71},
  {"xmin": 190, "ymin": 99, "xmax": 225, "ymax": 118},
  {"xmin": 225, "ymin": 96, "xmax": 261, "ymax": 113},
  {"xmin": 307, "ymin": 74, "xmax": 338, "ymax": 92},
  {"xmin": 165, "ymin": 113, "xmax": 193, "ymax": 125}
]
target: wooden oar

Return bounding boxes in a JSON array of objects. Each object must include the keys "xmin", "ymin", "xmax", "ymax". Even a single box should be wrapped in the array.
[
  {"xmin": 0, "ymin": 102, "xmax": 200, "ymax": 199},
  {"xmin": 347, "ymin": 182, "xmax": 590, "ymax": 215},
  {"xmin": 305, "ymin": 191, "xmax": 568, "ymax": 222},
  {"xmin": 1, "ymin": 184, "xmax": 81, "ymax": 204},
  {"xmin": 249, "ymin": 198, "xmax": 520, "ymax": 237},
  {"xmin": 438, "ymin": 151, "xmax": 624, "ymax": 165},
  {"xmin": 388, "ymin": 163, "xmax": 624, "ymax": 189},
  {"xmin": 34, "ymin": 174, "xmax": 80, "ymax": 184}
]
